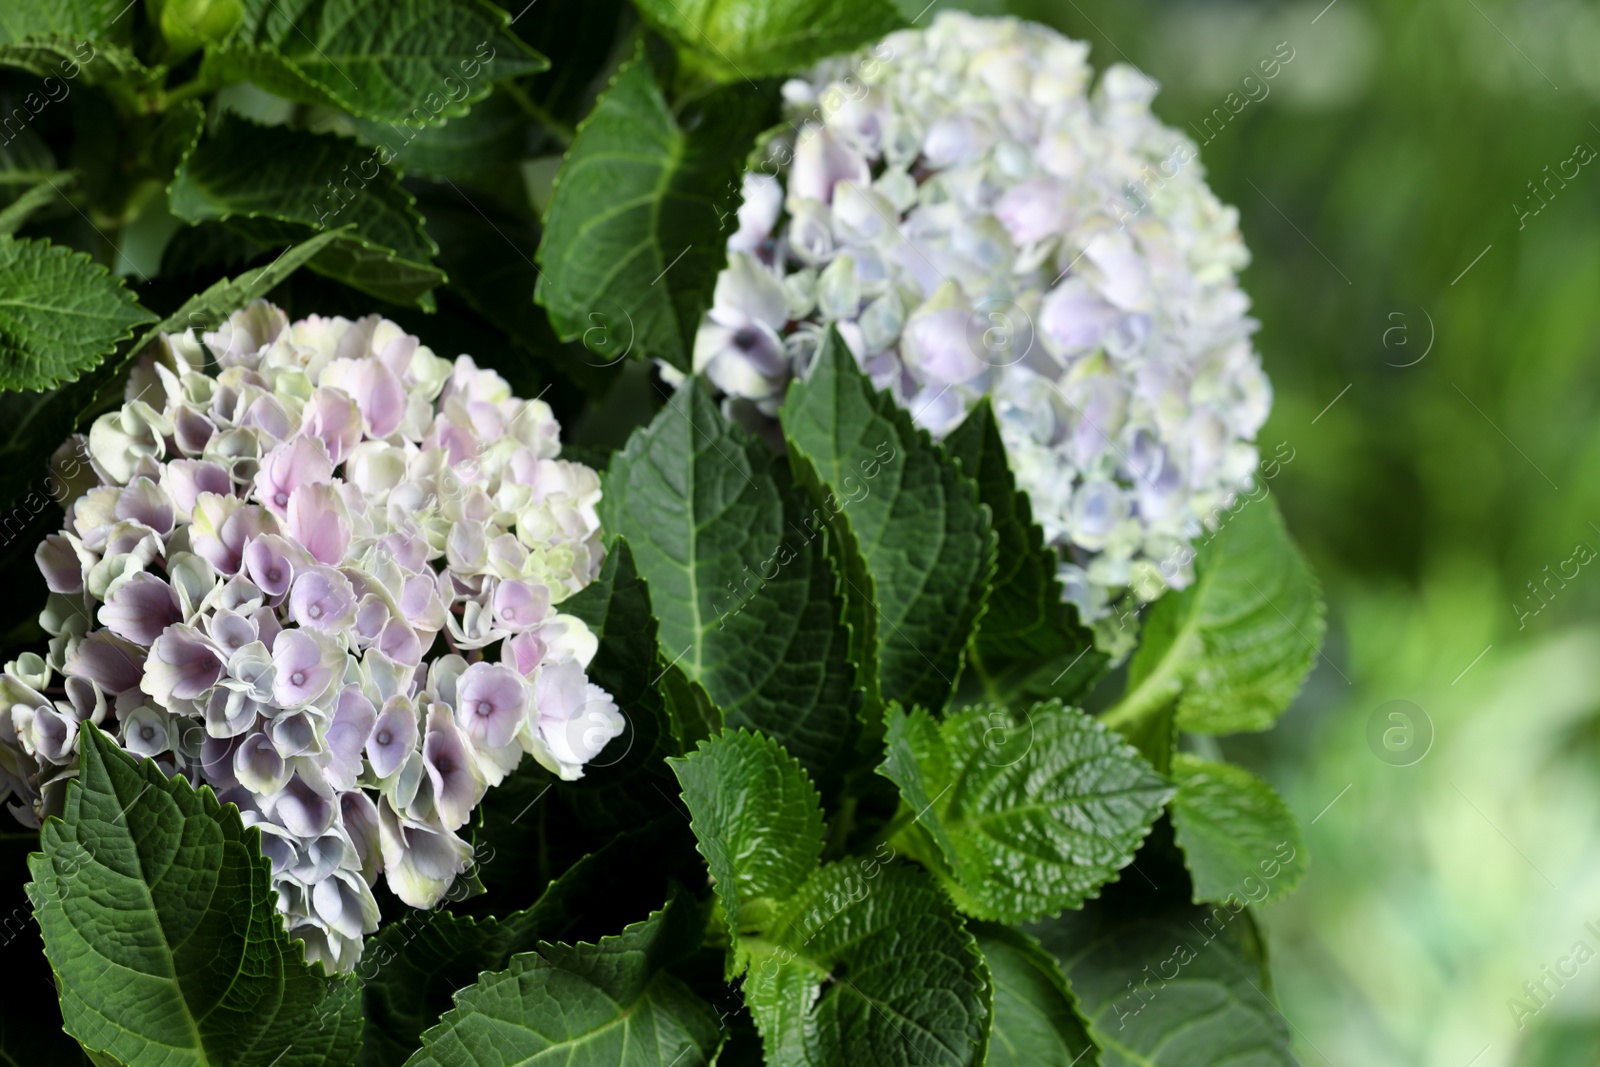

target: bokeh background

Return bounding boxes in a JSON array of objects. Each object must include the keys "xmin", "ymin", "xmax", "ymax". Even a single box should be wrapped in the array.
[{"xmin": 1000, "ymin": 0, "xmax": 1600, "ymax": 1063}]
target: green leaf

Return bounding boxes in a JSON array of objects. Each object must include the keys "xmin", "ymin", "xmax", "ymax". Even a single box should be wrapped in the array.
[
  {"xmin": 944, "ymin": 398, "xmax": 1105, "ymax": 706},
  {"xmin": 358, "ymin": 820, "xmax": 700, "ymax": 1067},
  {"xmin": 0, "ymin": 35, "xmax": 147, "ymax": 84},
  {"xmin": 0, "ymin": 3, "xmax": 147, "ymax": 84},
  {"xmin": 0, "ymin": 235, "xmax": 153, "ymax": 391},
  {"xmin": 783, "ymin": 330, "xmax": 995, "ymax": 715},
  {"xmin": 168, "ymin": 113, "xmax": 445, "ymax": 307},
  {"xmin": 1110, "ymin": 496, "xmax": 1325, "ymax": 736},
  {"xmin": 743, "ymin": 863, "xmax": 990, "ymax": 1067},
  {"xmin": 549, "ymin": 538, "xmax": 685, "ymax": 832},
  {"xmin": 660, "ymin": 661, "xmax": 719, "ymax": 751},
  {"xmin": 669, "ymin": 730, "xmax": 825, "ymax": 966},
  {"xmin": 0, "ymin": 0, "xmax": 132, "ymax": 44},
  {"xmin": 535, "ymin": 48, "xmax": 778, "ymax": 371},
  {"xmin": 348, "ymin": 90, "xmax": 535, "ymax": 180},
  {"xmin": 404, "ymin": 896, "xmax": 723, "ymax": 1067},
  {"xmin": 600, "ymin": 380, "xmax": 860, "ymax": 780},
  {"xmin": 877, "ymin": 703, "xmax": 1172, "ymax": 923},
  {"xmin": 972, "ymin": 923, "xmax": 1099, "ymax": 1067},
  {"xmin": 205, "ymin": 0, "xmax": 546, "ymax": 122},
  {"xmin": 633, "ymin": 0, "xmax": 903, "ymax": 82},
  {"xmin": 27, "ymin": 725, "xmax": 361, "ymax": 1067},
  {"xmin": 1168, "ymin": 755, "xmax": 1306, "ymax": 907},
  {"xmin": 1028, "ymin": 833, "xmax": 1294, "ymax": 1067}
]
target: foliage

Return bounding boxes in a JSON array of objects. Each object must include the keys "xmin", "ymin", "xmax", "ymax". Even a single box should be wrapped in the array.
[{"xmin": 0, "ymin": 2, "xmax": 1327, "ymax": 1065}]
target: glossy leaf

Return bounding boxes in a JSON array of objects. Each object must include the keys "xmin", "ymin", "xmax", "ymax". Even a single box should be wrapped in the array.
[
  {"xmin": 27, "ymin": 726, "xmax": 361, "ymax": 1067},
  {"xmin": 781, "ymin": 330, "xmax": 995, "ymax": 715},
  {"xmin": 601, "ymin": 380, "xmax": 859, "ymax": 780},
  {"xmin": 536, "ymin": 49, "xmax": 777, "ymax": 371},
  {"xmin": 878, "ymin": 703, "xmax": 1172, "ymax": 923},
  {"xmin": 1168, "ymin": 755, "xmax": 1306, "ymax": 907}
]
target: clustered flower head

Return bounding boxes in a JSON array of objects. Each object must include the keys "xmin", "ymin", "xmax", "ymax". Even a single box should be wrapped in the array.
[
  {"xmin": 0, "ymin": 301, "xmax": 624, "ymax": 971},
  {"xmin": 692, "ymin": 12, "xmax": 1272, "ymax": 636}
]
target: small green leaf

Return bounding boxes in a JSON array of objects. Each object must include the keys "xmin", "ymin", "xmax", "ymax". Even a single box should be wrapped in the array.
[
  {"xmin": 205, "ymin": 0, "xmax": 546, "ymax": 122},
  {"xmin": 1111, "ymin": 496, "xmax": 1325, "ymax": 735},
  {"xmin": 781, "ymin": 329, "xmax": 996, "ymax": 715},
  {"xmin": 972, "ymin": 923, "xmax": 1099, "ymax": 1067},
  {"xmin": 168, "ymin": 114, "xmax": 445, "ymax": 307},
  {"xmin": 0, "ymin": 235, "xmax": 153, "ymax": 391},
  {"xmin": 1168, "ymin": 755, "xmax": 1306, "ymax": 906},
  {"xmin": 743, "ymin": 863, "xmax": 990, "ymax": 1067},
  {"xmin": 944, "ymin": 398, "xmax": 1106, "ymax": 705},
  {"xmin": 404, "ymin": 897, "xmax": 723, "ymax": 1067},
  {"xmin": 28, "ymin": 725, "xmax": 361, "ymax": 1067},
  {"xmin": 535, "ymin": 48, "xmax": 778, "ymax": 371},
  {"xmin": 669, "ymin": 730, "xmax": 825, "ymax": 967},
  {"xmin": 878, "ymin": 703, "xmax": 1172, "ymax": 923},
  {"xmin": 1029, "ymin": 839, "xmax": 1295, "ymax": 1067},
  {"xmin": 633, "ymin": 0, "xmax": 904, "ymax": 82},
  {"xmin": 600, "ymin": 380, "xmax": 860, "ymax": 780}
]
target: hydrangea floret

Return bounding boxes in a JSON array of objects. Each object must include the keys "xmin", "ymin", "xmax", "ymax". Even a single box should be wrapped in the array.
[
  {"xmin": 692, "ymin": 12, "xmax": 1272, "ymax": 634},
  {"xmin": 0, "ymin": 301, "xmax": 624, "ymax": 971}
]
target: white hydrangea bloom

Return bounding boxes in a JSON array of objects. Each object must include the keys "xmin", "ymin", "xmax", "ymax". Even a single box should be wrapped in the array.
[
  {"xmin": 694, "ymin": 13, "xmax": 1272, "ymax": 637},
  {"xmin": 1, "ymin": 301, "xmax": 624, "ymax": 971}
]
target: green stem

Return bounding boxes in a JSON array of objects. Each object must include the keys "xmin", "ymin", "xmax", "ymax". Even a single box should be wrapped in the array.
[
  {"xmin": 155, "ymin": 76, "xmax": 217, "ymax": 112},
  {"xmin": 820, "ymin": 794, "xmax": 857, "ymax": 862},
  {"xmin": 502, "ymin": 82, "xmax": 575, "ymax": 146},
  {"xmin": 856, "ymin": 805, "xmax": 917, "ymax": 856}
]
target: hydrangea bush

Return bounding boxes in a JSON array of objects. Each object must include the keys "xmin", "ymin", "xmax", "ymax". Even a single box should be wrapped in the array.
[
  {"xmin": 693, "ymin": 13, "xmax": 1270, "ymax": 634},
  {"xmin": 0, "ymin": 3, "xmax": 1325, "ymax": 1066}
]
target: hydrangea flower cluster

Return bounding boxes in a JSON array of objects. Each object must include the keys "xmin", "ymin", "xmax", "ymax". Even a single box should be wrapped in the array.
[
  {"xmin": 693, "ymin": 12, "xmax": 1272, "ymax": 633},
  {"xmin": 0, "ymin": 301, "xmax": 623, "ymax": 971}
]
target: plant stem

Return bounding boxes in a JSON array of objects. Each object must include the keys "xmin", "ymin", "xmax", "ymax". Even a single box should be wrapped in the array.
[
  {"xmin": 155, "ymin": 77, "xmax": 216, "ymax": 112},
  {"xmin": 501, "ymin": 83, "xmax": 575, "ymax": 146}
]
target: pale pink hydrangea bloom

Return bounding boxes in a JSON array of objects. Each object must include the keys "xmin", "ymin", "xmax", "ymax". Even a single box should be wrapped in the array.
[{"xmin": 0, "ymin": 301, "xmax": 624, "ymax": 971}]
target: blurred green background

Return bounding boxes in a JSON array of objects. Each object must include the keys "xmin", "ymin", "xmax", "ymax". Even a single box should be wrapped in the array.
[{"xmin": 1002, "ymin": 0, "xmax": 1600, "ymax": 1063}]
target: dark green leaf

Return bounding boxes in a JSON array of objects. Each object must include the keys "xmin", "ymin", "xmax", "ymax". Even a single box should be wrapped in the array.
[
  {"xmin": 0, "ymin": 234, "xmax": 153, "ymax": 391},
  {"xmin": 944, "ymin": 399, "xmax": 1105, "ymax": 706},
  {"xmin": 632, "ymin": 0, "xmax": 903, "ymax": 82},
  {"xmin": 669, "ymin": 729, "xmax": 825, "ymax": 967},
  {"xmin": 878, "ymin": 703, "xmax": 1172, "ymax": 923},
  {"xmin": 404, "ymin": 896, "xmax": 722, "ymax": 1067},
  {"xmin": 600, "ymin": 380, "xmax": 860, "ymax": 781},
  {"xmin": 1112, "ymin": 496, "xmax": 1324, "ymax": 735},
  {"xmin": 348, "ymin": 91, "xmax": 537, "ymax": 180},
  {"xmin": 1168, "ymin": 755, "xmax": 1306, "ymax": 907},
  {"xmin": 515, "ymin": 0, "xmax": 635, "ymax": 126},
  {"xmin": 535, "ymin": 49, "xmax": 778, "ymax": 371},
  {"xmin": 27, "ymin": 725, "xmax": 361, "ymax": 1067},
  {"xmin": 206, "ymin": 0, "xmax": 546, "ymax": 122},
  {"xmin": 0, "ymin": 3, "xmax": 145, "ymax": 84},
  {"xmin": 1029, "ymin": 829, "xmax": 1295, "ymax": 1067},
  {"xmin": 743, "ymin": 863, "xmax": 990, "ymax": 1067},
  {"xmin": 972, "ymin": 923, "xmax": 1099, "ymax": 1067},
  {"xmin": 781, "ymin": 329, "xmax": 996, "ymax": 715},
  {"xmin": 358, "ymin": 820, "xmax": 700, "ymax": 1067},
  {"xmin": 168, "ymin": 114, "xmax": 444, "ymax": 307}
]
